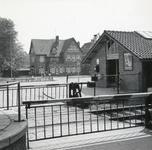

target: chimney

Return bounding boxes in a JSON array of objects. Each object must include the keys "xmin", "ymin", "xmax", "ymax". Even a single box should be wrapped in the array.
[{"xmin": 55, "ymin": 36, "xmax": 59, "ymax": 46}]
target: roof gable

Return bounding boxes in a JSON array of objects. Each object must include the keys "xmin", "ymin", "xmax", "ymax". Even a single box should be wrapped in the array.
[
  {"xmin": 61, "ymin": 38, "xmax": 82, "ymax": 53},
  {"xmin": 105, "ymin": 30, "xmax": 152, "ymax": 59},
  {"xmin": 82, "ymin": 30, "xmax": 152, "ymax": 63},
  {"xmin": 31, "ymin": 39, "xmax": 53, "ymax": 56}
]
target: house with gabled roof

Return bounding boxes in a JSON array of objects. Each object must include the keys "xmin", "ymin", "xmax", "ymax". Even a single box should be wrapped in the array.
[
  {"xmin": 29, "ymin": 36, "xmax": 82, "ymax": 76},
  {"xmin": 82, "ymin": 30, "xmax": 152, "ymax": 92}
]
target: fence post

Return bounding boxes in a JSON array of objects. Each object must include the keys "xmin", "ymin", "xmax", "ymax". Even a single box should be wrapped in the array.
[
  {"xmin": 66, "ymin": 75, "xmax": 69, "ymax": 98},
  {"xmin": 145, "ymin": 95, "xmax": 152, "ymax": 129},
  {"xmin": 17, "ymin": 82, "xmax": 21, "ymax": 121},
  {"xmin": 94, "ymin": 82, "xmax": 96, "ymax": 96},
  {"xmin": 6, "ymin": 81, "xmax": 9, "ymax": 110}
]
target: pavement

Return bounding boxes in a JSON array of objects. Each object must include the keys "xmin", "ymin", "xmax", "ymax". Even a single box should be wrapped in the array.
[
  {"xmin": 1, "ymin": 110, "xmax": 152, "ymax": 150},
  {"xmin": 29, "ymin": 127, "xmax": 152, "ymax": 150}
]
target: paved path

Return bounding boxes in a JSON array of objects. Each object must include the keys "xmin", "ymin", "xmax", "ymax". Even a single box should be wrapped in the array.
[{"xmin": 30, "ymin": 127, "xmax": 152, "ymax": 150}]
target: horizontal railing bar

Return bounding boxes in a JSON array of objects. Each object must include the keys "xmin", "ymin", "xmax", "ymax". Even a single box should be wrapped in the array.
[
  {"xmin": 0, "ymin": 81, "xmax": 92, "ymax": 90},
  {"xmin": 28, "ymin": 118, "xmax": 108, "ymax": 129},
  {"xmin": 89, "ymin": 105, "xmax": 145, "ymax": 113},
  {"xmin": 0, "ymin": 81, "xmax": 20, "ymax": 87},
  {"xmin": 28, "ymin": 126, "xmax": 138, "ymax": 142},
  {"xmin": 110, "ymin": 114, "xmax": 145, "ymax": 121},
  {"xmin": 23, "ymin": 92, "xmax": 152, "ymax": 108}
]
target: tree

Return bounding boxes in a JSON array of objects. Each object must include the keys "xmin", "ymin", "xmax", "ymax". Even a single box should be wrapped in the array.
[
  {"xmin": 13, "ymin": 42, "xmax": 29, "ymax": 69},
  {"xmin": 0, "ymin": 17, "xmax": 17, "ymax": 66},
  {"xmin": 0, "ymin": 17, "xmax": 29, "ymax": 76}
]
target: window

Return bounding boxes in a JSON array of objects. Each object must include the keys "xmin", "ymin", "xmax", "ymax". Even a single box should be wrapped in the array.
[
  {"xmin": 62, "ymin": 67, "xmax": 65, "ymax": 73},
  {"xmin": 76, "ymin": 55, "xmax": 81, "ymax": 61},
  {"xmin": 71, "ymin": 66, "xmax": 75, "ymax": 73},
  {"xmin": 31, "ymin": 57, "xmax": 35, "ymax": 62},
  {"xmin": 96, "ymin": 58, "xmax": 99, "ymax": 65},
  {"xmin": 51, "ymin": 66, "xmax": 55, "ymax": 73},
  {"xmin": 59, "ymin": 66, "xmax": 63, "ymax": 73},
  {"xmin": 66, "ymin": 55, "xmax": 71, "ymax": 61},
  {"xmin": 66, "ymin": 66, "xmax": 71, "ymax": 73},
  {"xmin": 71, "ymin": 55, "xmax": 75, "ymax": 62},
  {"xmin": 39, "ymin": 56, "xmax": 45, "ymax": 62}
]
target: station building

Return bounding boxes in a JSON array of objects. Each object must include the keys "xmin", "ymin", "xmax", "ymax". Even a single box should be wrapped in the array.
[
  {"xmin": 82, "ymin": 30, "xmax": 152, "ymax": 92},
  {"xmin": 29, "ymin": 36, "xmax": 82, "ymax": 76}
]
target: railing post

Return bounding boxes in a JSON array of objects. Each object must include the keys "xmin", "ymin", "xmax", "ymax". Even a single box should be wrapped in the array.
[
  {"xmin": 66, "ymin": 75, "xmax": 69, "ymax": 98},
  {"xmin": 17, "ymin": 82, "xmax": 21, "ymax": 121},
  {"xmin": 7, "ymin": 81, "xmax": 9, "ymax": 110},
  {"xmin": 94, "ymin": 82, "xmax": 96, "ymax": 96},
  {"xmin": 145, "ymin": 95, "xmax": 152, "ymax": 129}
]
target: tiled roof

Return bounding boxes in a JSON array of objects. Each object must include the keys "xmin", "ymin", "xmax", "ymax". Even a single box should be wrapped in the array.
[
  {"xmin": 30, "ymin": 38, "xmax": 76, "ymax": 57},
  {"xmin": 61, "ymin": 38, "xmax": 74, "ymax": 53},
  {"xmin": 105, "ymin": 30, "xmax": 152, "ymax": 59},
  {"xmin": 31, "ymin": 39, "xmax": 53, "ymax": 56},
  {"xmin": 81, "ymin": 42, "xmax": 92, "ymax": 50}
]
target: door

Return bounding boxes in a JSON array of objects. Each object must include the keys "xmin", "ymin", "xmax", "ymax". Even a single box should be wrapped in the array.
[{"xmin": 107, "ymin": 59, "xmax": 119, "ymax": 86}]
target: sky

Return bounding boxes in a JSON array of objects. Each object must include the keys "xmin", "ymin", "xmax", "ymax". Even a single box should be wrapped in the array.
[{"xmin": 0, "ymin": 0, "xmax": 152, "ymax": 53}]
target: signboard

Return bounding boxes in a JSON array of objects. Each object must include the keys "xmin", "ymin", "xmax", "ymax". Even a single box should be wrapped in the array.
[{"xmin": 124, "ymin": 53, "xmax": 133, "ymax": 70}]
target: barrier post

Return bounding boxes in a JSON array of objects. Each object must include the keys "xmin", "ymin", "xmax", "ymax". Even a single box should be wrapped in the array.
[
  {"xmin": 94, "ymin": 82, "xmax": 96, "ymax": 96},
  {"xmin": 7, "ymin": 84, "xmax": 9, "ymax": 110},
  {"xmin": 17, "ymin": 82, "xmax": 21, "ymax": 121}
]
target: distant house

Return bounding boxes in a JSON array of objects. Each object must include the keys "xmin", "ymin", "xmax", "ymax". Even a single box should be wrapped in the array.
[
  {"xmin": 80, "ymin": 34, "xmax": 100, "ymax": 75},
  {"xmin": 82, "ymin": 30, "xmax": 152, "ymax": 92},
  {"xmin": 81, "ymin": 34, "xmax": 100, "ymax": 58},
  {"xmin": 29, "ymin": 36, "xmax": 82, "ymax": 76}
]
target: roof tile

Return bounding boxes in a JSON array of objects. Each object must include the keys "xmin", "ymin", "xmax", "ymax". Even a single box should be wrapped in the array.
[{"xmin": 105, "ymin": 30, "xmax": 152, "ymax": 59}]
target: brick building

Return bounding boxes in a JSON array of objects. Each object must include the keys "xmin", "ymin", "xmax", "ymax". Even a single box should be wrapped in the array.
[
  {"xmin": 82, "ymin": 30, "xmax": 152, "ymax": 92},
  {"xmin": 29, "ymin": 36, "xmax": 82, "ymax": 76}
]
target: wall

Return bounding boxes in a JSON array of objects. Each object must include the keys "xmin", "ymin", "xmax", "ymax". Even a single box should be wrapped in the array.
[
  {"xmin": 1, "ymin": 135, "xmax": 26, "ymax": 150},
  {"xmin": 118, "ymin": 45, "xmax": 142, "ymax": 92},
  {"xmin": 90, "ymin": 43, "xmax": 107, "ymax": 87},
  {"xmin": 90, "ymin": 41, "xmax": 142, "ymax": 92}
]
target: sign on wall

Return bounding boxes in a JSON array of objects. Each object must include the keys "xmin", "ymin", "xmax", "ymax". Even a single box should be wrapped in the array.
[{"xmin": 124, "ymin": 53, "xmax": 133, "ymax": 70}]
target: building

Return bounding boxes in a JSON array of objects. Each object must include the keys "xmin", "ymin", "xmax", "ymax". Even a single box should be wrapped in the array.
[
  {"xmin": 82, "ymin": 30, "xmax": 152, "ymax": 92},
  {"xmin": 29, "ymin": 36, "xmax": 82, "ymax": 76},
  {"xmin": 80, "ymin": 34, "xmax": 100, "ymax": 75}
]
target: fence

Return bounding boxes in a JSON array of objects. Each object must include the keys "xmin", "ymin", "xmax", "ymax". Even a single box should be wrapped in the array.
[
  {"xmin": 23, "ymin": 92, "xmax": 152, "ymax": 143},
  {"xmin": 0, "ymin": 81, "xmax": 21, "ymax": 121},
  {"xmin": 0, "ymin": 82, "xmax": 96, "ymax": 108}
]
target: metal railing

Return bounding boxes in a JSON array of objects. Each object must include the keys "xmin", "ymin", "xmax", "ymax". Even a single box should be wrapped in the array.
[
  {"xmin": 0, "ymin": 82, "xmax": 96, "ymax": 108},
  {"xmin": 0, "ymin": 81, "xmax": 21, "ymax": 121},
  {"xmin": 23, "ymin": 92, "xmax": 152, "ymax": 142}
]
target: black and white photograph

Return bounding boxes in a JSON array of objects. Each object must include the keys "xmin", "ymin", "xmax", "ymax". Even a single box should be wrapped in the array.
[{"xmin": 0, "ymin": 0, "xmax": 152, "ymax": 150}]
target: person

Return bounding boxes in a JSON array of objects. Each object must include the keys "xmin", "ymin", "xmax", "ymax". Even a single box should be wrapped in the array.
[{"xmin": 49, "ymin": 73, "xmax": 53, "ymax": 80}]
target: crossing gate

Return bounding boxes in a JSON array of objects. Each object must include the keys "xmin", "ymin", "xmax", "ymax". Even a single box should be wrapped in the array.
[{"xmin": 23, "ymin": 92, "xmax": 152, "ymax": 143}]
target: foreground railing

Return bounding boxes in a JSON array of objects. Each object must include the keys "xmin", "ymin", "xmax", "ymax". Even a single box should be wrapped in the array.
[
  {"xmin": 23, "ymin": 92, "xmax": 152, "ymax": 143},
  {"xmin": 0, "ymin": 81, "xmax": 21, "ymax": 121},
  {"xmin": 0, "ymin": 82, "xmax": 96, "ymax": 108}
]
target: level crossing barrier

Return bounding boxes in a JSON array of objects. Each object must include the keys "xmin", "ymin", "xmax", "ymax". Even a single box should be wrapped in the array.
[
  {"xmin": 0, "ymin": 82, "xmax": 96, "ymax": 108},
  {"xmin": 23, "ymin": 92, "xmax": 152, "ymax": 145}
]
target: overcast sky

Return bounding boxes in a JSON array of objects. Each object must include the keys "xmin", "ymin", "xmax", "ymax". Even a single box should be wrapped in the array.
[{"xmin": 0, "ymin": 0, "xmax": 152, "ymax": 53}]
